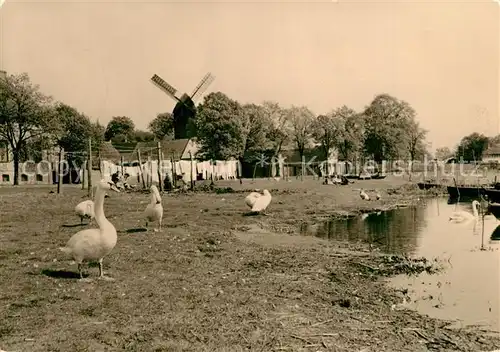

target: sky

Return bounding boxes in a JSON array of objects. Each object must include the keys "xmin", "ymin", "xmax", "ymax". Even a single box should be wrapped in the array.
[{"xmin": 0, "ymin": 0, "xmax": 499, "ymax": 151}]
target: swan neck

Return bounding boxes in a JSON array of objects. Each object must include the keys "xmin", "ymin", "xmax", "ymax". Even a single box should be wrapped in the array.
[{"xmin": 94, "ymin": 185, "xmax": 109, "ymax": 228}]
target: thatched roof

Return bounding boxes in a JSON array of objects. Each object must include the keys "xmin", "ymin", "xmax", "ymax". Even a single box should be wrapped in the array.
[
  {"xmin": 112, "ymin": 142, "xmax": 138, "ymax": 161},
  {"xmin": 127, "ymin": 139, "xmax": 192, "ymax": 162},
  {"xmin": 91, "ymin": 142, "xmax": 121, "ymax": 167}
]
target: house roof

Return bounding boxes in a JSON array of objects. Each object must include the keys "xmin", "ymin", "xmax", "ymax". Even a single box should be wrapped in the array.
[
  {"xmin": 484, "ymin": 144, "xmax": 500, "ymax": 156},
  {"xmin": 128, "ymin": 138, "xmax": 192, "ymax": 162},
  {"xmin": 92, "ymin": 141, "xmax": 121, "ymax": 165},
  {"xmin": 112, "ymin": 142, "xmax": 138, "ymax": 161}
]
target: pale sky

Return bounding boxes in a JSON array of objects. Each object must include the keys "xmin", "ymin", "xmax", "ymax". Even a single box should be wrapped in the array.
[{"xmin": 0, "ymin": 0, "xmax": 499, "ymax": 151}]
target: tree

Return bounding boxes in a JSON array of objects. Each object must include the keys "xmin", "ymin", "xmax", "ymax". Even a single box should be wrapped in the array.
[
  {"xmin": 148, "ymin": 112, "xmax": 174, "ymax": 140},
  {"xmin": 241, "ymin": 103, "xmax": 272, "ymax": 155},
  {"xmin": 406, "ymin": 121, "xmax": 428, "ymax": 161},
  {"xmin": 91, "ymin": 120, "xmax": 105, "ymax": 148},
  {"xmin": 104, "ymin": 116, "xmax": 135, "ymax": 142},
  {"xmin": 311, "ymin": 113, "xmax": 344, "ymax": 175},
  {"xmin": 334, "ymin": 106, "xmax": 364, "ymax": 160},
  {"xmin": 54, "ymin": 103, "xmax": 98, "ymax": 167},
  {"xmin": 288, "ymin": 106, "xmax": 315, "ymax": 159},
  {"xmin": 489, "ymin": 134, "xmax": 500, "ymax": 145},
  {"xmin": 195, "ymin": 92, "xmax": 248, "ymax": 161},
  {"xmin": 262, "ymin": 101, "xmax": 292, "ymax": 156},
  {"xmin": 435, "ymin": 146, "xmax": 453, "ymax": 161},
  {"xmin": 363, "ymin": 94, "xmax": 416, "ymax": 162},
  {"xmin": 0, "ymin": 73, "xmax": 60, "ymax": 185},
  {"xmin": 455, "ymin": 132, "xmax": 489, "ymax": 162},
  {"xmin": 133, "ymin": 130, "xmax": 155, "ymax": 142}
]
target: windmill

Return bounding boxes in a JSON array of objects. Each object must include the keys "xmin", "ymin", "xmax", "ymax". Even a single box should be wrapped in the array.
[{"xmin": 151, "ymin": 72, "xmax": 215, "ymax": 140}]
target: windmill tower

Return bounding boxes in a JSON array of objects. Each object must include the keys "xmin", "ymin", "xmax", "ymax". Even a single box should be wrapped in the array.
[{"xmin": 151, "ymin": 72, "xmax": 215, "ymax": 139}]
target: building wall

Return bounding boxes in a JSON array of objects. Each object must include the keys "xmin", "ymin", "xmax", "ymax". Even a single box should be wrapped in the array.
[
  {"xmin": 483, "ymin": 154, "xmax": 500, "ymax": 163},
  {"xmin": 181, "ymin": 139, "xmax": 200, "ymax": 160}
]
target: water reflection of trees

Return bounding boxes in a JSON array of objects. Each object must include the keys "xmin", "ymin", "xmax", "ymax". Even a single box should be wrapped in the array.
[
  {"xmin": 490, "ymin": 225, "xmax": 500, "ymax": 241},
  {"xmin": 314, "ymin": 207, "xmax": 427, "ymax": 255}
]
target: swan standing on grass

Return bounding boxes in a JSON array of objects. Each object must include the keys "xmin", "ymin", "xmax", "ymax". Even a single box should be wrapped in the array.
[
  {"xmin": 250, "ymin": 189, "xmax": 272, "ymax": 214},
  {"xmin": 75, "ymin": 200, "xmax": 94, "ymax": 225},
  {"xmin": 360, "ymin": 189, "xmax": 370, "ymax": 201},
  {"xmin": 245, "ymin": 189, "xmax": 262, "ymax": 209},
  {"xmin": 449, "ymin": 200, "xmax": 480, "ymax": 224},
  {"xmin": 144, "ymin": 185, "xmax": 163, "ymax": 232},
  {"xmin": 59, "ymin": 180, "xmax": 120, "ymax": 281}
]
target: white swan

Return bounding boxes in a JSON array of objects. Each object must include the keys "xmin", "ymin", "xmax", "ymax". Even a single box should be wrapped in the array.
[
  {"xmin": 59, "ymin": 180, "xmax": 120, "ymax": 281},
  {"xmin": 145, "ymin": 185, "xmax": 163, "ymax": 232},
  {"xmin": 375, "ymin": 191, "xmax": 381, "ymax": 200},
  {"xmin": 449, "ymin": 200, "xmax": 480, "ymax": 224},
  {"xmin": 360, "ymin": 189, "xmax": 370, "ymax": 201},
  {"xmin": 251, "ymin": 189, "xmax": 272, "ymax": 213},
  {"xmin": 75, "ymin": 200, "xmax": 95, "ymax": 225},
  {"xmin": 245, "ymin": 190, "xmax": 262, "ymax": 209}
]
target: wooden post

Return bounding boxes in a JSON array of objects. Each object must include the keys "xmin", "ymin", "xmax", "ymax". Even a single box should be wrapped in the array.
[
  {"xmin": 189, "ymin": 151, "xmax": 194, "ymax": 190},
  {"xmin": 136, "ymin": 148, "xmax": 146, "ymax": 189},
  {"xmin": 98, "ymin": 149, "xmax": 102, "ymax": 179},
  {"xmin": 171, "ymin": 152, "xmax": 177, "ymax": 188},
  {"xmin": 48, "ymin": 151, "xmax": 54, "ymax": 185},
  {"xmin": 301, "ymin": 155, "xmax": 305, "ymax": 181},
  {"xmin": 57, "ymin": 147, "xmax": 64, "ymax": 194},
  {"xmin": 120, "ymin": 156, "xmax": 124, "ymax": 176},
  {"xmin": 157, "ymin": 142, "xmax": 163, "ymax": 192},
  {"xmin": 81, "ymin": 159, "xmax": 86, "ymax": 190},
  {"xmin": 146, "ymin": 154, "xmax": 152, "ymax": 188},
  {"xmin": 87, "ymin": 139, "xmax": 93, "ymax": 198}
]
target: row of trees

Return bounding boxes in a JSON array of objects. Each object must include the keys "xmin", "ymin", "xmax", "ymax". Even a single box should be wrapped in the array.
[
  {"xmin": 151, "ymin": 91, "xmax": 430, "ymax": 165},
  {"xmin": 0, "ymin": 72, "xmax": 428, "ymax": 185},
  {"xmin": 435, "ymin": 133, "xmax": 500, "ymax": 162}
]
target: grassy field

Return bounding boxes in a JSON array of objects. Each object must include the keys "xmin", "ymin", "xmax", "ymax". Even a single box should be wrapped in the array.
[{"xmin": 1, "ymin": 176, "xmax": 499, "ymax": 351}]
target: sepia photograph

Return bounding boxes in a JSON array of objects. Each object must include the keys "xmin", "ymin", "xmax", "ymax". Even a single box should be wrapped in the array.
[{"xmin": 0, "ymin": 0, "xmax": 499, "ymax": 351}]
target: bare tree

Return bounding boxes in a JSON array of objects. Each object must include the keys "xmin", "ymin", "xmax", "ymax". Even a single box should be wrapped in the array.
[
  {"xmin": 288, "ymin": 106, "xmax": 315, "ymax": 160},
  {"xmin": 262, "ymin": 101, "xmax": 292, "ymax": 157}
]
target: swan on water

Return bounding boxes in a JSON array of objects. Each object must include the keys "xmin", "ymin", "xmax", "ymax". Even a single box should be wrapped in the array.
[
  {"xmin": 360, "ymin": 189, "xmax": 370, "ymax": 201},
  {"xmin": 75, "ymin": 200, "xmax": 95, "ymax": 225},
  {"xmin": 449, "ymin": 200, "xmax": 480, "ymax": 224},
  {"xmin": 145, "ymin": 185, "xmax": 163, "ymax": 232},
  {"xmin": 59, "ymin": 180, "xmax": 120, "ymax": 281},
  {"xmin": 250, "ymin": 189, "xmax": 272, "ymax": 214},
  {"xmin": 375, "ymin": 190, "xmax": 381, "ymax": 200}
]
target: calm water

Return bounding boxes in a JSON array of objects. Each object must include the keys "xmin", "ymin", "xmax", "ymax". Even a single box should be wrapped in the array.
[{"xmin": 300, "ymin": 197, "xmax": 500, "ymax": 333}]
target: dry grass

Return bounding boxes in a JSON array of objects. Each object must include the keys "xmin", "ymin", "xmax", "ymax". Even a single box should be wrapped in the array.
[{"xmin": 1, "ymin": 177, "xmax": 499, "ymax": 351}]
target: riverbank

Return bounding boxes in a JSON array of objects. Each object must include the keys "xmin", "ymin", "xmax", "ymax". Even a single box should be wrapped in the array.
[{"xmin": 0, "ymin": 180, "xmax": 498, "ymax": 351}]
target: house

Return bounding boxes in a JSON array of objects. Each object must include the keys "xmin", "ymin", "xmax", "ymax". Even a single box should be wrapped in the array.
[
  {"xmin": 241, "ymin": 145, "xmax": 339, "ymax": 179},
  {"xmin": 0, "ymin": 140, "xmax": 13, "ymax": 183},
  {"xmin": 0, "ymin": 140, "xmax": 53, "ymax": 185},
  {"xmin": 483, "ymin": 144, "xmax": 500, "ymax": 164}
]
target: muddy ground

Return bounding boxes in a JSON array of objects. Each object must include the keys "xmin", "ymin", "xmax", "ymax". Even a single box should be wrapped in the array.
[{"xmin": 0, "ymin": 176, "xmax": 498, "ymax": 351}]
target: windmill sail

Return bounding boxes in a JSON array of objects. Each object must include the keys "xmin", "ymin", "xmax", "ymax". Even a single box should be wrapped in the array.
[
  {"xmin": 191, "ymin": 72, "xmax": 215, "ymax": 102},
  {"xmin": 151, "ymin": 74, "xmax": 180, "ymax": 101}
]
